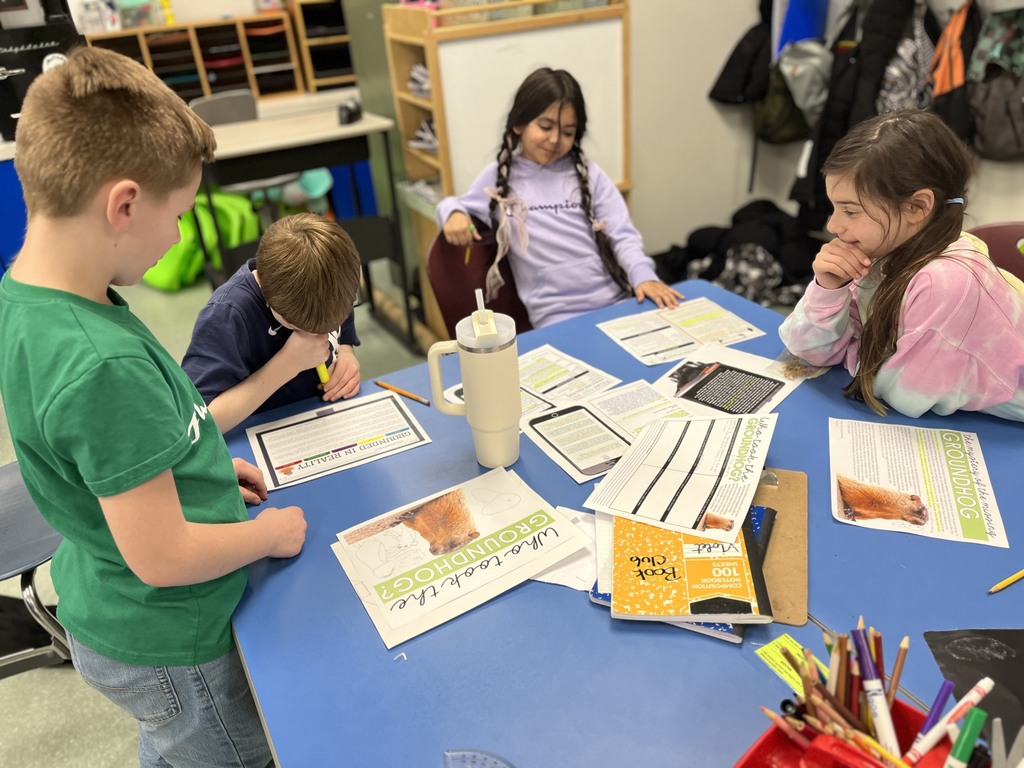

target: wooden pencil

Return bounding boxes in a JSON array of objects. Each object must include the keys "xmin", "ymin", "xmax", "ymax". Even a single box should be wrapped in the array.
[
  {"xmin": 886, "ymin": 635, "xmax": 910, "ymax": 708},
  {"xmin": 781, "ymin": 645, "xmax": 804, "ymax": 675},
  {"xmin": 804, "ymin": 647, "xmax": 822, "ymax": 683},
  {"xmin": 810, "ymin": 691, "xmax": 858, "ymax": 733},
  {"xmin": 760, "ymin": 706, "xmax": 812, "ymax": 750},
  {"xmin": 849, "ymin": 657, "xmax": 862, "ymax": 723},
  {"xmin": 812, "ymin": 680, "xmax": 868, "ymax": 734},
  {"xmin": 827, "ymin": 641, "xmax": 842, "ymax": 697},
  {"xmin": 872, "ymin": 627, "xmax": 885, "ymax": 686},
  {"xmin": 850, "ymin": 729, "xmax": 912, "ymax": 768},
  {"xmin": 836, "ymin": 634, "xmax": 850, "ymax": 707}
]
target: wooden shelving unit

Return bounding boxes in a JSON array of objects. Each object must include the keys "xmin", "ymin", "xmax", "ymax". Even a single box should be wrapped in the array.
[
  {"xmin": 382, "ymin": 0, "xmax": 628, "ymax": 338},
  {"xmin": 87, "ymin": 12, "xmax": 302, "ymax": 103},
  {"xmin": 288, "ymin": 0, "xmax": 356, "ymax": 92}
]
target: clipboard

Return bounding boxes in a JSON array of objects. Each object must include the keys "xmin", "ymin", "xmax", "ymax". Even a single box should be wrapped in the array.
[{"xmin": 752, "ymin": 467, "xmax": 808, "ymax": 626}]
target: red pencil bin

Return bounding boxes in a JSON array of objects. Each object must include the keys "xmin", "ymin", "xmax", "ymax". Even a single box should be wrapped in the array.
[{"xmin": 734, "ymin": 699, "xmax": 952, "ymax": 768}]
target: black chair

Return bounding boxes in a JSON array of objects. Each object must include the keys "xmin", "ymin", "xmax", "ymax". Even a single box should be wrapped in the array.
[{"xmin": 0, "ymin": 461, "xmax": 69, "ymax": 679}]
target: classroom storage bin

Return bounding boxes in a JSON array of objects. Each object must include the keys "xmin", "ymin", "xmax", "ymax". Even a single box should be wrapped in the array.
[{"xmin": 735, "ymin": 698, "xmax": 952, "ymax": 768}]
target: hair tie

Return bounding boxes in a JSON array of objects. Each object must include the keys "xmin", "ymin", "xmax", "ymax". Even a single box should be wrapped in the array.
[{"xmin": 945, "ymin": 197, "xmax": 964, "ymax": 205}]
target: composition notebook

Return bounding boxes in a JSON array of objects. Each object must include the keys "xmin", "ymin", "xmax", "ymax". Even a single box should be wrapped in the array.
[
  {"xmin": 610, "ymin": 509, "xmax": 773, "ymax": 625},
  {"xmin": 590, "ymin": 506, "xmax": 776, "ymax": 643}
]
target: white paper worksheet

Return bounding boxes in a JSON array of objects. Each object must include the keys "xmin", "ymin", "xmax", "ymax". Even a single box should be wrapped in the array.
[
  {"xmin": 597, "ymin": 297, "xmax": 765, "ymax": 366},
  {"xmin": 246, "ymin": 391, "xmax": 431, "ymax": 490},
  {"xmin": 650, "ymin": 345, "xmax": 800, "ymax": 415},
  {"xmin": 828, "ymin": 419, "xmax": 1007, "ymax": 547},
  {"xmin": 517, "ymin": 343, "xmax": 621, "ymax": 400},
  {"xmin": 584, "ymin": 414, "xmax": 778, "ymax": 544},
  {"xmin": 331, "ymin": 468, "xmax": 588, "ymax": 648}
]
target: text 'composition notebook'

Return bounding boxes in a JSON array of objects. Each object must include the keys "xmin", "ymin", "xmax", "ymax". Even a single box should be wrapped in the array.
[{"xmin": 610, "ymin": 511, "xmax": 773, "ymax": 624}]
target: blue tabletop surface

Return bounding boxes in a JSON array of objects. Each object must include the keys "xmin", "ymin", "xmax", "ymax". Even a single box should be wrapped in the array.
[{"xmin": 227, "ymin": 280, "xmax": 1023, "ymax": 767}]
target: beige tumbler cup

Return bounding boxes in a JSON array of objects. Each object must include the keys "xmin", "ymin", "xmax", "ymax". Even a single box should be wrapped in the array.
[{"xmin": 427, "ymin": 293, "xmax": 521, "ymax": 468}]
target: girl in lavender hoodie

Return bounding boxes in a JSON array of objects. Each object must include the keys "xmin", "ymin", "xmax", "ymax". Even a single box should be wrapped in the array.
[
  {"xmin": 436, "ymin": 67, "xmax": 682, "ymax": 328},
  {"xmin": 780, "ymin": 109, "xmax": 1024, "ymax": 421}
]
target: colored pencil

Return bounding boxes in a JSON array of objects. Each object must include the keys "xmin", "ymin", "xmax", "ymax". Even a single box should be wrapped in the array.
[
  {"xmin": 760, "ymin": 706, "xmax": 812, "ymax": 749},
  {"xmin": 804, "ymin": 647, "xmax": 822, "ymax": 684},
  {"xmin": 988, "ymin": 566, "xmax": 1024, "ymax": 594},
  {"xmin": 887, "ymin": 636, "xmax": 910, "ymax": 708},
  {"xmin": 851, "ymin": 729, "xmax": 913, "ymax": 768},
  {"xmin": 827, "ymin": 641, "xmax": 842, "ymax": 696},
  {"xmin": 872, "ymin": 628, "xmax": 886, "ymax": 686},
  {"xmin": 836, "ymin": 634, "xmax": 850, "ymax": 707},
  {"xmin": 813, "ymin": 680, "xmax": 867, "ymax": 734},
  {"xmin": 374, "ymin": 379, "xmax": 431, "ymax": 406},
  {"xmin": 849, "ymin": 657, "xmax": 862, "ymax": 723},
  {"xmin": 781, "ymin": 645, "xmax": 803, "ymax": 675}
]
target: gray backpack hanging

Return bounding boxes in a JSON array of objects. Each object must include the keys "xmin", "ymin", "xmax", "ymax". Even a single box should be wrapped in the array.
[
  {"xmin": 875, "ymin": 0, "xmax": 937, "ymax": 114},
  {"xmin": 968, "ymin": 10, "xmax": 1024, "ymax": 160}
]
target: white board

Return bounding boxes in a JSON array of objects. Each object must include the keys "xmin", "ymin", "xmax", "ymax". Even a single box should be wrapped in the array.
[{"xmin": 437, "ymin": 17, "xmax": 624, "ymax": 195}]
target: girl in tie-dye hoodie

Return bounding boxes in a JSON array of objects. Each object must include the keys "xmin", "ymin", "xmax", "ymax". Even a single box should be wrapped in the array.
[{"xmin": 780, "ymin": 109, "xmax": 1024, "ymax": 421}]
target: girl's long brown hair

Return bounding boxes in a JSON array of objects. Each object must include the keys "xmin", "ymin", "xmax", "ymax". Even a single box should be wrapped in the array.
[{"xmin": 822, "ymin": 109, "xmax": 974, "ymax": 415}]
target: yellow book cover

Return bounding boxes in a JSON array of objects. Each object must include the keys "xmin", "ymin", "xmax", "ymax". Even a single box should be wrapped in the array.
[{"xmin": 610, "ymin": 514, "xmax": 773, "ymax": 624}]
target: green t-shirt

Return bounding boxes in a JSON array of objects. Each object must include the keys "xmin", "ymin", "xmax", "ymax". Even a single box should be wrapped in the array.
[{"xmin": 0, "ymin": 273, "xmax": 249, "ymax": 666}]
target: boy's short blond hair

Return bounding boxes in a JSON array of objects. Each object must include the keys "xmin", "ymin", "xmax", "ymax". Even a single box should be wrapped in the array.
[
  {"xmin": 257, "ymin": 213, "xmax": 362, "ymax": 334},
  {"xmin": 15, "ymin": 46, "xmax": 216, "ymax": 218}
]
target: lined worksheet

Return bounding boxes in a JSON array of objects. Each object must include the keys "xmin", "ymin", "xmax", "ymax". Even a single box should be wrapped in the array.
[{"xmin": 246, "ymin": 392, "xmax": 431, "ymax": 490}]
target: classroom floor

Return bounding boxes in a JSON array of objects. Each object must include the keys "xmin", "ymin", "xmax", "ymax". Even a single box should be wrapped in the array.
[{"xmin": 0, "ymin": 264, "xmax": 423, "ymax": 768}]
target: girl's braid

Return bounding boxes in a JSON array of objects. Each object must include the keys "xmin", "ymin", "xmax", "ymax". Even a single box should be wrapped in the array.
[
  {"xmin": 490, "ymin": 129, "xmax": 517, "ymax": 232},
  {"xmin": 572, "ymin": 145, "xmax": 630, "ymax": 294}
]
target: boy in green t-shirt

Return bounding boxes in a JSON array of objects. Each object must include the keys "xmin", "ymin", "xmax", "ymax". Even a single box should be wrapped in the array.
[{"xmin": 0, "ymin": 47, "xmax": 305, "ymax": 767}]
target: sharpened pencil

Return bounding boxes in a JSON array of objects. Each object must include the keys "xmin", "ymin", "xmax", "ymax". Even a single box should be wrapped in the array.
[
  {"xmin": 886, "ymin": 636, "xmax": 909, "ymax": 708},
  {"xmin": 374, "ymin": 379, "xmax": 431, "ymax": 406},
  {"xmin": 760, "ymin": 706, "xmax": 812, "ymax": 750},
  {"xmin": 989, "ymin": 566, "xmax": 1024, "ymax": 594}
]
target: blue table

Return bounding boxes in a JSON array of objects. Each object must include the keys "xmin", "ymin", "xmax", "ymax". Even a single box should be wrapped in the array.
[{"xmin": 227, "ymin": 280, "xmax": 1023, "ymax": 766}]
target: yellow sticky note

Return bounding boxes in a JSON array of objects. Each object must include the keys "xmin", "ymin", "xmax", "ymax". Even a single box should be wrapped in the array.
[{"xmin": 756, "ymin": 633, "xmax": 829, "ymax": 692}]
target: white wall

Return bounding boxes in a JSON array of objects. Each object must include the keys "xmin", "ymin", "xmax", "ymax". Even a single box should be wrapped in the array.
[
  {"xmin": 629, "ymin": 0, "xmax": 1024, "ymax": 254},
  {"xmin": 46, "ymin": 0, "xmax": 1024, "ymax": 252}
]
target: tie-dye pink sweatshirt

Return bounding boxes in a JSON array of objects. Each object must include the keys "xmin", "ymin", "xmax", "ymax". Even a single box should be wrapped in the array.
[{"xmin": 779, "ymin": 234, "xmax": 1024, "ymax": 421}]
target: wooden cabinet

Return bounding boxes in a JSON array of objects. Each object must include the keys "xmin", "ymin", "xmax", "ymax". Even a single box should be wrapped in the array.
[
  {"xmin": 288, "ymin": 0, "xmax": 356, "ymax": 92},
  {"xmin": 87, "ymin": 12, "xmax": 302, "ymax": 103},
  {"xmin": 382, "ymin": 0, "xmax": 628, "ymax": 339}
]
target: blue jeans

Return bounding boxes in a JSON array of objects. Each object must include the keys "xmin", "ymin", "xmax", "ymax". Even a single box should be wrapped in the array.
[{"xmin": 68, "ymin": 634, "xmax": 272, "ymax": 768}]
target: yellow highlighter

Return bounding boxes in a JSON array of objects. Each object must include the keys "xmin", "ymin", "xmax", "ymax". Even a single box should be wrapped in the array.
[{"xmin": 315, "ymin": 363, "xmax": 330, "ymax": 385}]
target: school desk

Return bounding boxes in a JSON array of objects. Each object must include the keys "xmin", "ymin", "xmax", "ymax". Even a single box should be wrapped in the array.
[
  {"xmin": 226, "ymin": 280, "xmax": 1023, "ymax": 766},
  {"xmin": 206, "ymin": 107, "xmax": 415, "ymax": 348}
]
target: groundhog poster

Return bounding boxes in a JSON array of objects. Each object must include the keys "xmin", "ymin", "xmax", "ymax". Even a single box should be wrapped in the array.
[
  {"xmin": 828, "ymin": 419, "xmax": 1006, "ymax": 547},
  {"xmin": 331, "ymin": 467, "xmax": 588, "ymax": 648}
]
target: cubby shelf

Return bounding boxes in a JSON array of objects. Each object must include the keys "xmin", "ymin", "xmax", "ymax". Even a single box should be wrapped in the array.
[
  {"xmin": 288, "ymin": 0, "xmax": 356, "ymax": 92},
  {"xmin": 86, "ymin": 12, "xmax": 302, "ymax": 103}
]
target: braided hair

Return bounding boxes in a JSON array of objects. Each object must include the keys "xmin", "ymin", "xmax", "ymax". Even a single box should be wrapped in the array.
[{"xmin": 491, "ymin": 67, "xmax": 631, "ymax": 295}]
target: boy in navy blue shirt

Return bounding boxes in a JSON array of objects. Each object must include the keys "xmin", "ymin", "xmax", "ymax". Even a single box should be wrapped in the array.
[{"xmin": 183, "ymin": 213, "xmax": 362, "ymax": 432}]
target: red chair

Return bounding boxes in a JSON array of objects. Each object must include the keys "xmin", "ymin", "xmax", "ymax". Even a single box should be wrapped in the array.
[
  {"xmin": 425, "ymin": 218, "xmax": 533, "ymax": 338},
  {"xmin": 968, "ymin": 222, "xmax": 1024, "ymax": 281}
]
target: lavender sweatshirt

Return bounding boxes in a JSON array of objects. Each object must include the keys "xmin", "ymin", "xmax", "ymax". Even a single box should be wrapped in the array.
[
  {"xmin": 779, "ymin": 234, "xmax": 1024, "ymax": 421},
  {"xmin": 436, "ymin": 155, "xmax": 658, "ymax": 328}
]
